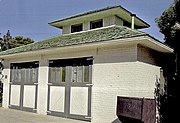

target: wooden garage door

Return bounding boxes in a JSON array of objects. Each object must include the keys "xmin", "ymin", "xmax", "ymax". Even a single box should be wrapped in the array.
[
  {"xmin": 47, "ymin": 57, "xmax": 93, "ymax": 122},
  {"xmin": 9, "ymin": 61, "xmax": 39, "ymax": 113}
]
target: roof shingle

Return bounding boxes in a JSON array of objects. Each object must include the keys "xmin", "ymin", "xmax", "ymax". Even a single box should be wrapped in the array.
[{"xmin": 0, "ymin": 25, "xmax": 146, "ymax": 56}]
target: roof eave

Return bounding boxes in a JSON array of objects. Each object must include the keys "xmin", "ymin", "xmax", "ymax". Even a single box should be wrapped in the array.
[
  {"xmin": 137, "ymin": 35, "xmax": 174, "ymax": 53},
  {"xmin": 48, "ymin": 5, "xmax": 150, "ymax": 29}
]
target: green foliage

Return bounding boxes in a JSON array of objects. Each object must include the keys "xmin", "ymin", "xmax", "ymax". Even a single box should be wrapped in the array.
[
  {"xmin": 155, "ymin": 1, "xmax": 180, "ymax": 123},
  {"xmin": 10, "ymin": 36, "xmax": 34, "ymax": 49},
  {"xmin": 0, "ymin": 30, "xmax": 34, "ymax": 51},
  {"xmin": 155, "ymin": 5, "xmax": 176, "ymax": 47},
  {"xmin": 0, "ymin": 30, "xmax": 13, "ymax": 51},
  {"xmin": 156, "ymin": 0, "xmax": 180, "ymax": 48},
  {"xmin": 175, "ymin": 0, "xmax": 180, "ymax": 21}
]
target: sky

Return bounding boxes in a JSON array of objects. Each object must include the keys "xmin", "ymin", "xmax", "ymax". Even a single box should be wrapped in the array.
[{"xmin": 0, "ymin": 0, "xmax": 174, "ymax": 42}]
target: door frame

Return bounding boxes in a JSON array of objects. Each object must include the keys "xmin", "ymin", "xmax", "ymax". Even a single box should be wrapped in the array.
[
  {"xmin": 9, "ymin": 61, "xmax": 39, "ymax": 113},
  {"xmin": 47, "ymin": 57, "xmax": 93, "ymax": 122}
]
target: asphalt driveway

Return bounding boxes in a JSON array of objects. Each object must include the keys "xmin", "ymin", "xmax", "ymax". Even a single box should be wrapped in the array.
[{"xmin": 0, "ymin": 108, "xmax": 88, "ymax": 123}]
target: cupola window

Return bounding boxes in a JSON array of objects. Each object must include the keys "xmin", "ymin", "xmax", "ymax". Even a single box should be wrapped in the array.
[
  {"xmin": 90, "ymin": 19, "xmax": 103, "ymax": 29},
  {"xmin": 71, "ymin": 23, "xmax": 83, "ymax": 33}
]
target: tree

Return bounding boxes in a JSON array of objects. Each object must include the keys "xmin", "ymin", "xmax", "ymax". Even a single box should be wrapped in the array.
[
  {"xmin": 155, "ymin": 0, "xmax": 180, "ymax": 123},
  {"xmin": 0, "ymin": 30, "xmax": 13, "ymax": 51},
  {"xmin": 0, "ymin": 30, "xmax": 34, "ymax": 51},
  {"xmin": 10, "ymin": 36, "xmax": 34, "ymax": 49},
  {"xmin": 155, "ymin": 4, "xmax": 176, "ymax": 48},
  {"xmin": 156, "ymin": 0, "xmax": 180, "ymax": 48}
]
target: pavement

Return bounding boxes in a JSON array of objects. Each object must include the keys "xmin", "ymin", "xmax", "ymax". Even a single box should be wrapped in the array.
[{"xmin": 0, "ymin": 108, "xmax": 88, "ymax": 123}]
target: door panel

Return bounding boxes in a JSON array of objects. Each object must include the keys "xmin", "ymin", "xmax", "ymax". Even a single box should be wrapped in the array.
[
  {"xmin": 23, "ymin": 85, "xmax": 36, "ymax": 108},
  {"xmin": 49, "ymin": 86, "xmax": 65, "ymax": 112},
  {"xmin": 10, "ymin": 85, "xmax": 21, "ymax": 106},
  {"xmin": 70, "ymin": 87, "xmax": 88, "ymax": 115}
]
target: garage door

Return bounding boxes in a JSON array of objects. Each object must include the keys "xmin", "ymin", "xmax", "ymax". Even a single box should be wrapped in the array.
[
  {"xmin": 9, "ymin": 61, "xmax": 39, "ymax": 112},
  {"xmin": 47, "ymin": 57, "xmax": 93, "ymax": 122}
]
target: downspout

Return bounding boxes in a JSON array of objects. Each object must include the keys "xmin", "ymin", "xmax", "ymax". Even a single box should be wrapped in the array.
[
  {"xmin": 0, "ymin": 59, "xmax": 4, "ymax": 104},
  {"xmin": 0, "ymin": 59, "xmax": 4, "ymax": 79},
  {"xmin": 131, "ymin": 14, "xmax": 136, "ymax": 29}
]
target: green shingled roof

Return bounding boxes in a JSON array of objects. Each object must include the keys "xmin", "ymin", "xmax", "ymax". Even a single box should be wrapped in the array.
[{"xmin": 0, "ymin": 26, "xmax": 146, "ymax": 56}]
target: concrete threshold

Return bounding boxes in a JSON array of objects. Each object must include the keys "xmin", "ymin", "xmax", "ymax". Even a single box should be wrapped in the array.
[{"xmin": 0, "ymin": 108, "xmax": 88, "ymax": 123}]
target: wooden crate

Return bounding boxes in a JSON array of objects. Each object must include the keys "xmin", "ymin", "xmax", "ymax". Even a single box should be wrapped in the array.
[{"xmin": 117, "ymin": 96, "xmax": 156, "ymax": 123}]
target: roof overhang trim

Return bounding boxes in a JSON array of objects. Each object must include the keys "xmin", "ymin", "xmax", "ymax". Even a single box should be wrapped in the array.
[{"xmin": 49, "ymin": 5, "xmax": 150, "ymax": 29}]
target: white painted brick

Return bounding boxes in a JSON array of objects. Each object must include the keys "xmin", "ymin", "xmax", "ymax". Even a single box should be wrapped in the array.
[
  {"xmin": 2, "ymin": 43, "xmax": 162, "ymax": 123},
  {"xmin": 137, "ymin": 44, "xmax": 156, "ymax": 65},
  {"xmin": 92, "ymin": 61, "xmax": 160, "ymax": 123}
]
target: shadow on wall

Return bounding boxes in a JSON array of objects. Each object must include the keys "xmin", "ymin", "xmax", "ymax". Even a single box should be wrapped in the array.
[
  {"xmin": 0, "ymin": 59, "xmax": 4, "ymax": 106},
  {"xmin": 111, "ymin": 117, "xmax": 143, "ymax": 123},
  {"xmin": 0, "ymin": 82, "xmax": 2, "ymax": 105},
  {"xmin": 111, "ymin": 118, "xmax": 122, "ymax": 123}
]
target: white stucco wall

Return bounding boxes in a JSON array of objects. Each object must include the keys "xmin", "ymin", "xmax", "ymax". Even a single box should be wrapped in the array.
[
  {"xmin": 115, "ymin": 16, "xmax": 123, "ymax": 26},
  {"xmin": 62, "ymin": 25, "xmax": 70, "ymax": 34},
  {"xmin": 2, "ymin": 61, "xmax": 10, "ymax": 108},
  {"xmin": 104, "ymin": 16, "xmax": 116, "ymax": 27},
  {"xmin": 37, "ymin": 58, "xmax": 49, "ymax": 115},
  {"xmin": 83, "ymin": 21, "xmax": 90, "ymax": 31},
  {"xmin": 61, "ymin": 15, "xmax": 123, "ymax": 34}
]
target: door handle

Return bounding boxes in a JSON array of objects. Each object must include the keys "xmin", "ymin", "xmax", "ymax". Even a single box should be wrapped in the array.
[{"xmin": 86, "ymin": 84, "xmax": 93, "ymax": 86}]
